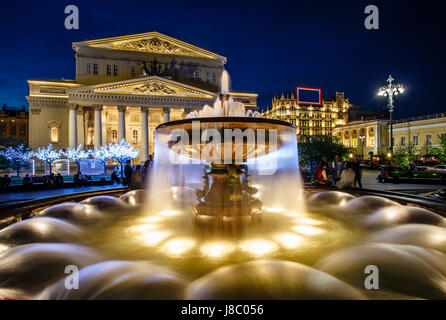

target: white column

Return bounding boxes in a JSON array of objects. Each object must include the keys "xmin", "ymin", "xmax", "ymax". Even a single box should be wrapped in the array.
[
  {"xmin": 141, "ymin": 106, "xmax": 149, "ymax": 162},
  {"xmin": 93, "ymin": 104, "xmax": 103, "ymax": 148},
  {"xmin": 163, "ymin": 107, "xmax": 170, "ymax": 122},
  {"xmin": 117, "ymin": 105, "xmax": 127, "ymax": 141},
  {"xmin": 68, "ymin": 104, "xmax": 78, "ymax": 148},
  {"xmin": 76, "ymin": 107, "xmax": 84, "ymax": 146}
]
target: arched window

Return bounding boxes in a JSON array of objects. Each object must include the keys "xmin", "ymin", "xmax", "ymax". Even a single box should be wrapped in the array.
[
  {"xmin": 50, "ymin": 127, "xmax": 59, "ymax": 143},
  {"xmin": 133, "ymin": 130, "xmax": 138, "ymax": 143},
  {"xmin": 112, "ymin": 129, "xmax": 117, "ymax": 142}
]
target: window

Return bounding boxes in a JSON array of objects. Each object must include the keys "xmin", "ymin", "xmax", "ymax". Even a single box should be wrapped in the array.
[
  {"xmin": 413, "ymin": 135, "xmax": 418, "ymax": 146},
  {"xmin": 133, "ymin": 130, "xmax": 138, "ymax": 143},
  {"xmin": 10, "ymin": 122, "xmax": 17, "ymax": 135},
  {"xmin": 93, "ymin": 63, "xmax": 98, "ymax": 75},
  {"xmin": 50, "ymin": 127, "xmax": 59, "ymax": 143},
  {"xmin": 106, "ymin": 64, "xmax": 111, "ymax": 76},
  {"xmin": 19, "ymin": 123, "xmax": 26, "ymax": 136},
  {"xmin": 190, "ymin": 71, "xmax": 194, "ymax": 80},
  {"xmin": 113, "ymin": 65, "xmax": 118, "ymax": 76},
  {"xmin": 370, "ymin": 137, "xmax": 375, "ymax": 147},
  {"xmin": 195, "ymin": 71, "xmax": 200, "ymax": 81},
  {"xmin": 212, "ymin": 73, "xmax": 216, "ymax": 83},
  {"xmin": 86, "ymin": 63, "xmax": 91, "ymax": 75},
  {"xmin": 426, "ymin": 134, "xmax": 432, "ymax": 145},
  {"xmin": 353, "ymin": 139, "xmax": 357, "ymax": 147},
  {"xmin": 131, "ymin": 66, "xmax": 136, "ymax": 77},
  {"xmin": 112, "ymin": 130, "xmax": 117, "ymax": 142},
  {"xmin": 206, "ymin": 72, "xmax": 210, "ymax": 82},
  {"xmin": 401, "ymin": 136, "xmax": 406, "ymax": 146}
]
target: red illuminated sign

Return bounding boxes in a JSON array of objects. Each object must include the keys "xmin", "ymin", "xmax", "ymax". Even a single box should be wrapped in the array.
[{"xmin": 296, "ymin": 87, "xmax": 322, "ymax": 105}]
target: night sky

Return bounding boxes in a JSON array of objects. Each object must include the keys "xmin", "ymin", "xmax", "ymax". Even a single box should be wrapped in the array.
[{"xmin": 0, "ymin": 0, "xmax": 445, "ymax": 118}]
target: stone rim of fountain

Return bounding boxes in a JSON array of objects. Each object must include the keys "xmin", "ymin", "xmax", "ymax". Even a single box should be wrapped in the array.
[{"xmin": 156, "ymin": 116, "xmax": 296, "ymax": 130}]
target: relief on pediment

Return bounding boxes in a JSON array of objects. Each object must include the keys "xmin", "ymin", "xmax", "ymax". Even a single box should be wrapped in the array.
[
  {"xmin": 110, "ymin": 38, "xmax": 203, "ymax": 57},
  {"xmin": 134, "ymin": 82, "xmax": 177, "ymax": 95}
]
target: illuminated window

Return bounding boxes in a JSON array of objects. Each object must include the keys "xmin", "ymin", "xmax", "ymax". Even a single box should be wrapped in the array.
[
  {"xmin": 401, "ymin": 136, "xmax": 406, "ymax": 146},
  {"xmin": 86, "ymin": 63, "xmax": 91, "ymax": 75},
  {"xmin": 195, "ymin": 71, "xmax": 200, "ymax": 81},
  {"xmin": 353, "ymin": 139, "xmax": 357, "ymax": 147},
  {"xmin": 106, "ymin": 64, "xmax": 111, "ymax": 76},
  {"xmin": 206, "ymin": 72, "xmax": 210, "ymax": 82},
  {"xmin": 112, "ymin": 129, "xmax": 117, "ymax": 142},
  {"xmin": 113, "ymin": 65, "xmax": 118, "ymax": 76},
  {"xmin": 133, "ymin": 130, "xmax": 138, "ymax": 143},
  {"xmin": 413, "ymin": 135, "xmax": 418, "ymax": 145},
  {"xmin": 370, "ymin": 137, "xmax": 375, "ymax": 146},
  {"xmin": 93, "ymin": 63, "xmax": 98, "ymax": 75},
  {"xmin": 426, "ymin": 134, "xmax": 432, "ymax": 145},
  {"xmin": 50, "ymin": 127, "xmax": 59, "ymax": 143}
]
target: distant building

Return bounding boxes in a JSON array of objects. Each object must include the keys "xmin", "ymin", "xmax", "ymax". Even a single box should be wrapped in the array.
[
  {"xmin": 0, "ymin": 104, "xmax": 29, "ymax": 144},
  {"xmin": 263, "ymin": 92, "xmax": 350, "ymax": 137},
  {"xmin": 26, "ymin": 31, "xmax": 258, "ymax": 162},
  {"xmin": 333, "ymin": 113, "xmax": 446, "ymax": 158},
  {"xmin": 333, "ymin": 120, "xmax": 390, "ymax": 159},
  {"xmin": 392, "ymin": 113, "xmax": 446, "ymax": 153}
]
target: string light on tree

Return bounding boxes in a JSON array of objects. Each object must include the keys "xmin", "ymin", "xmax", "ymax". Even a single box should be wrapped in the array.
[
  {"xmin": 93, "ymin": 144, "xmax": 113, "ymax": 174},
  {"xmin": 107, "ymin": 139, "xmax": 139, "ymax": 176},
  {"xmin": 0, "ymin": 144, "xmax": 33, "ymax": 176},
  {"xmin": 34, "ymin": 144, "xmax": 63, "ymax": 174},
  {"xmin": 63, "ymin": 145, "xmax": 92, "ymax": 174}
]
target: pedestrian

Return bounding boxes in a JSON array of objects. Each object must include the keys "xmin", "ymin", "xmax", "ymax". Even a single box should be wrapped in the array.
[
  {"xmin": 130, "ymin": 165, "xmax": 143, "ymax": 189},
  {"xmin": 336, "ymin": 162, "xmax": 356, "ymax": 189},
  {"xmin": 315, "ymin": 161, "xmax": 328, "ymax": 185},
  {"xmin": 352, "ymin": 158, "xmax": 363, "ymax": 188},
  {"xmin": 332, "ymin": 155, "xmax": 344, "ymax": 186},
  {"xmin": 1, "ymin": 175, "xmax": 11, "ymax": 192},
  {"xmin": 111, "ymin": 170, "xmax": 120, "ymax": 184},
  {"xmin": 124, "ymin": 160, "xmax": 133, "ymax": 186},
  {"xmin": 143, "ymin": 154, "xmax": 153, "ymax": 181},
  {"xmin": 23, "ymin": 174, "xmax": 33, "ymax": 189},
  {"xmin": 46, "ymin": 173, "xmax": 55, "ymax": 188}
]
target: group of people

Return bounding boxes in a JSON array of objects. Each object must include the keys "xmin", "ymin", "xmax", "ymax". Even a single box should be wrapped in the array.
[
  {"xmin": 123, "ymin": 154, "xmax": 154, "ymax": 190},
  {"xmin": 314, "ymin": 155, "xmax": 363, "ymax": 189}
]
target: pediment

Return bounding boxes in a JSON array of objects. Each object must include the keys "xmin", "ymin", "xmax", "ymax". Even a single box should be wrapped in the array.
[
  {"xmin": 68, "ymin": 76, "xmax": 216, "ymax": 99},
  {"xmin": 73, "ymin": 32, "xmax": 226, "ymax": 62}
]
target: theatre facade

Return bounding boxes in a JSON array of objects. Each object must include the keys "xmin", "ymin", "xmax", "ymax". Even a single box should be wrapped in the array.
[{"xmin": 26, "ymin": 32, "xmax": 258, "ymax": 162}]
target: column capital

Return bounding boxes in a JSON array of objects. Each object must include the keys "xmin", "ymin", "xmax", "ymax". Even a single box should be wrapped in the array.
[
  {"xmin": 76, "ymin": 106, "xmax": 84, "ymax": 115},
  {"xmin": 117, "ymin": 105, "xmax": 127, "ymax": 112},
  {"xmin": 68, "ymin": 103, "xmax": 78, "ymax": 110},
  {"xmin": 163, "ymin": 107, "xmax": 170, "ymax": 113},
  {"xmin": 93, "ymin": 104, "xmax": 103, "ymax": 111},
  {"xmin": 140, "ymin": 106, "xmax": 149, "ymax": 113}
]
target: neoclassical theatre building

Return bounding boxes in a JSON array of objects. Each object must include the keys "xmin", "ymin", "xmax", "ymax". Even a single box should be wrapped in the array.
[{"xmin": 26, "ymin": 32, "xmax": 258, "ymax": 162}]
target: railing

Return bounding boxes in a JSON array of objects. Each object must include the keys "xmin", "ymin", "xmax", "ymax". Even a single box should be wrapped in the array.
[{"xmin": 393, "ymin": 113, "xmax": 446, "ymax": 124}]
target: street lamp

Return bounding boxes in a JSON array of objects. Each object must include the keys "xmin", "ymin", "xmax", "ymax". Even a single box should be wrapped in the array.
[
  {"xmin": 359, "ymin": 135, "xmax": 365, "ymax": 159},
  {"xmin": 378, "ymin": 75, "xmax": 405, "ymax": 153}
]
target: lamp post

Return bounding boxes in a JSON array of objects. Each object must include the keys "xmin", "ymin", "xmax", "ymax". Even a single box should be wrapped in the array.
[
  {"xmin": 378, "ymin": 75, "xmax": 405, "ymax": 154},
  {"xmin": 359, "ymin": 135, "xmax": 365, "ymax": 159}
]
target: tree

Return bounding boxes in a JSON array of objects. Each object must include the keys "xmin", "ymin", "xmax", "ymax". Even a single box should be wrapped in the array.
[
  {"xmin": 434, "ymin": 134, "xmax": 446, "ymax": 163},
  {"xmin": 392, "ymin": 144, "xmax": 419, "ymax": 168},
  {"xmin": 63, "ymin": 145, "xmax": 91, "ymax": 173},
  {"xmin": 93, "ymin": 144, "xmax": 113, "ymax": 174},
  {"xmin": 0, "ymin": 144, "xmax": 33, "ymax": 176},
  {"xmin": 107, "ymin": 139, "xmax": 139, "ymax": 176},
  {"xmin": 34, "ymin": 144, "xmax": 63, "ymax": 174},
  {"xmin": 298, "ymin": 135, "xmax": 350, "ymax": 170}
]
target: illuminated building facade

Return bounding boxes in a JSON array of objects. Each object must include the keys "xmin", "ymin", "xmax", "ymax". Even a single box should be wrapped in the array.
[
  {"xmin": 0, "ymin": 104, "xmax": 29, "ymax": 144},
  {"xmin": 262, "ymin": 92, "xmax": 350, "ymax": 137},
  {"xmin": 26, "ymin": 32, "xmax": 258, "ymax": 162}
]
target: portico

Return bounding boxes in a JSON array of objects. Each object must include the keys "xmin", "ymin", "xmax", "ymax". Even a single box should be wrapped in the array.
[{"xmin": 65, "ymin": 76, "xmax": 216, "ymax": 161}]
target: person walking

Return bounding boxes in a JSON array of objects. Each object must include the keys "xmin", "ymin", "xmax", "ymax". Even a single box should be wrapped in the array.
[
  {"xmin": 130, "ymin": 165, "xmax": 143, "ymax": 189},
  {"xmin": 352, "ymin": 158, "xmax": 363, "ymax": 188},
  {"xmin": 332, "ymin": 155, "xmax": 344, "ymax": 186},
  {"xmin": 124, "ymin": 160, "xmax": 133, "ymax": 186}
]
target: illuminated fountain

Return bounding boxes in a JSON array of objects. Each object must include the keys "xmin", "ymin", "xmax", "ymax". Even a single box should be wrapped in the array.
[{"xmin": 1, "ymin": 70, "xmax": 446, "ymax": 300}]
